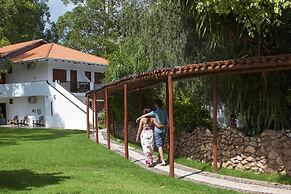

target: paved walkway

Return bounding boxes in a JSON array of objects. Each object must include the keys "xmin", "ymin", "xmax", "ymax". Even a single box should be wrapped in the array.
[{"xmin": 90, "ymin": 129, "xmax": 291, "ymax": 194}]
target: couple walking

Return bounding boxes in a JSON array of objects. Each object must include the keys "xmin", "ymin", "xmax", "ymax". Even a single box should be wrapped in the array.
[{"xmin": 136, "ymin": 99, "xmax": 168, "ymax": 167}]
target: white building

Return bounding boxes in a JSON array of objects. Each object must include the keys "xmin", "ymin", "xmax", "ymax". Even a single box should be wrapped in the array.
[{"xmin": 0, "ymin": 39, "xmax": 108, "ymax": 129}]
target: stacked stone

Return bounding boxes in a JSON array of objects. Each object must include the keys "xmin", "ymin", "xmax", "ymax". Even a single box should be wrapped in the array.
[
  {"xmin": 176, "ymin": 127, "xmax": 213, "ymax": 163},
  {"xmin": 176, "ymin": 127, "xmax": 291, "ymax": 176},
  {"xmin": 112, "ymin": 122, "xmax": 138, "ymax": 142}
]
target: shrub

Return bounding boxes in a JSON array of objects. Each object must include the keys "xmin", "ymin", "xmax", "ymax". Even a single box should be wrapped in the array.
[{"xmin": 174, "ymin": 95, "xmax": 211, "ymax": 134}]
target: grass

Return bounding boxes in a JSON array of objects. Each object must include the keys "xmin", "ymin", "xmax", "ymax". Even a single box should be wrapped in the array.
[
  {"xmin": 175, "ymin": 157, "xmax": 291, "ymax": 185},
  {"xmin": 0, "ymin": 127, "xmax": 236, "ymax": 194},
  {"xmin": 111, "ymin": 135, "xmax": 291, "ymax": 185}
]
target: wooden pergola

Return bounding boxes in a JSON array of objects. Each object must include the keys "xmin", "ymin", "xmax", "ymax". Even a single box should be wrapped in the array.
[{"xmin": 86, "ymin": 54, "xmax": 291, "ymax": 177}]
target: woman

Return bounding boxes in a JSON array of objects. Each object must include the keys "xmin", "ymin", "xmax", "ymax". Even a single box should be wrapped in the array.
[{"xmin": 136, "ymin": 108, "xmax": 166, "ymax": 167}]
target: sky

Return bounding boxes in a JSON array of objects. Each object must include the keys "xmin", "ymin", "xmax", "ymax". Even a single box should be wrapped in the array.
[{"xmin": 48, "ymin": 0, "xmax": 76, "ymax": 22}]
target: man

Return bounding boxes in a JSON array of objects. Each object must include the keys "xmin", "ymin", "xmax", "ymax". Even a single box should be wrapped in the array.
[{"xmin": 136, "ymin": 99, "xmax": 168, "ymax": 166}]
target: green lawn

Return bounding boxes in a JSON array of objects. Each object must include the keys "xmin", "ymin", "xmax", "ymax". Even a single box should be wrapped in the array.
[{"xmin": 0, "ymin": 128, "xmax": 236, "ymax": 194}]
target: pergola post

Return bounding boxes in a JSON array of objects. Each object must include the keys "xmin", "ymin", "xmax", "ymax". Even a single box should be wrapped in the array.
[
  {"xmin": 86, "ymin": 95, "xmax": 90, "ymax": 138},
  {"xmin": 105, "ymin": 88, "xmax": 110, "ymax": 149},
  {"xmin": 92, "ymin": 97, "xmax": 95, "ymax": 130},
  {"xmin": 212, "ymin": 75, "xmax": 218, "ymax": 171},
  {"xmin": 166, "ymin": 82, "xmax": 170, "ymax": 162},
  {"xmin": 124, "ymin": 82, "xmax": 129, "ymax": 159},
  {"xmin": 94, "ymin": 93, "xmax": 98, "ymax": 144},
  {"xmin": 167, "ymin": 75, "xmax": 175, "ymax": 177}
]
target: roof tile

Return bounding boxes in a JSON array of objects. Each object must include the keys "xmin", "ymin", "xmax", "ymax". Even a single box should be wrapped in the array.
[
  {"xmin": 0, "ymin": 39, "xmax": 45, "ymax": 56},
  {"xmin": 0, "ymin": 40, "xmax": 108, "ymax": 65}
]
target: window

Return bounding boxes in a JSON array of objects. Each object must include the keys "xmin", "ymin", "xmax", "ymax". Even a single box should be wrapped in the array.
[
  {"xmin": 95, "ymin": 72, "xmax": 105, "ymax": 84},
  {"xmin": 53, "ymin": 69, "xmax": 67, "ymax": 82},
  {"xmin": 9, "ymin": 99, "xmax": 13, "ymax": 104},
  {"xmin": 85, "ymin": 71, "xmax": 91, "ymax": 81}
]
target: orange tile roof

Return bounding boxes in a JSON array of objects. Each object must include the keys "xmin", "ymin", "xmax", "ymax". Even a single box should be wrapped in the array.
[
  {"xmin": 0, "ymin": 39, "xmax": 45, "ymax": 56},
  {"xmin": 1, "ymin": 40, "xmax": 108, "ymax": 65}
]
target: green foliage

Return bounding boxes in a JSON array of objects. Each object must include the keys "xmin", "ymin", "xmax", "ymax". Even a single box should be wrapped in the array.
[
  {"xmin": 174, "ymin": 97, "xmax": 211, "ymax": 133},
  {"xmin": 56, "ymin": 0, "xmax": 120, "ymax": 57},
  {"xmin": 174, "ymin": 80, "xmax": 211, "ymax": 133},
  {"xmin": 0, "ymin": 0, "xmax": 49, "ymax": 44},
  {"xmin": 110, "ymin": 88, "xmax": 159, "ymax": 123},
  {"xmin": 171, "ymin": 0, "xmax": 291, "ymax": 55},
  {"xmin": 168, "ymin": 0, "xmax": 291, "ymax": 134},
  {"xmin": 57, "ymin": 1, "xmax": 188, "ymax": 81},
  {"xmin": 105, "ymin": 45, "xmax": 149, "ymax": 82},
  {"xmin": 44, "ymin": 22, "xmax": 59, "ymax": 43},
  {"xmin": 219, "ymin": 72, "xmax": 290, "ymax": 134},
  {"xmin": 121, "ymin": 1, "xmax": 187, "ymax": 67}
]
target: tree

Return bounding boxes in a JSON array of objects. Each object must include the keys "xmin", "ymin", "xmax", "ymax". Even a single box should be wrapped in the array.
[
  {"xmin": 170, "ymin": 0, "xmax": 291, "ymax": 56},
  {"xmin": 0, "ymin": 0, "xmax": 50, "ymax": 46},
  {"xmin": 44, "ymin": 22, "xmax": 59, "ymax": 43},
  {"xmin": 105, "ymin": 0, "xmax": 188, "ymax": 81},
  {"xmin": 56, "ymin": 0, "xmax": 121, "ymax": 57},
  {"xmin": 170, "ymin": 0, "xmax": 291, "ymax": 133}
]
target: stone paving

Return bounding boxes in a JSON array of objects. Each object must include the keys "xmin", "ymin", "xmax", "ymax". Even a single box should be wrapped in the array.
[{"xmin": 90, "ymin": 129, "xmax": 291, "ymax": 194}]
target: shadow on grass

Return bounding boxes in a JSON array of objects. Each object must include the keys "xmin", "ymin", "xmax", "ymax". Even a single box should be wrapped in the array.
[
  {"xmin": 0, "ymin": 128, "xmax": 84, "ymax": 146},
  {"xmin": 0, "ymin": 169, "xmax": 70, "ymax": 191},
  {"xmin": 178, "ymin": 165, "xmax": 209, "ymax": 179}
]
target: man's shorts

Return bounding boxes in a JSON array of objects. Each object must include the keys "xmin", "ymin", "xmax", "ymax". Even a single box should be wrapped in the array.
[{"xmin": 154, "ymin": 131, "xmax": 166, "ymax": 148}]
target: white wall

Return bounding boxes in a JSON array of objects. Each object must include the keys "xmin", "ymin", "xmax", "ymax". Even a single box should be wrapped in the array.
[
  {"xmin": 47, "ymin": 59, "xmax": 107, "ymax": 83},
  {"xmin": 6, "ymin": 61, "xmax": 49, "ymax": 83},
  {"xmin": 46, "ymin": 82, "xmax": 93, "ymax": 130},
  {"xmin": 5, "ymin": 59, "xmax": 107, "ymax": 84},
  {"xmin": 54, "ymin": 82, "xmax": 87, "ymax": 110},
  {"xmin": 5, "ymin": 96, "xmax": 45, "ymax": 122},
  {"xmin": 0, "ymin": 81, "xmax": 49, "ymax": 98},
  {"xmin": 0, "ymin": 82, "xmax": 94, "ymax": 130}
]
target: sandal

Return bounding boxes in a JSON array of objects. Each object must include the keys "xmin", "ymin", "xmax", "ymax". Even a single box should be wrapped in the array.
[{"xmin": 160, "ymin": 162, "xmax": 167, "ymax": 166}]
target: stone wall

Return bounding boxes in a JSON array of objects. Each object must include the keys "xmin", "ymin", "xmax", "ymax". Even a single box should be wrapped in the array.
[
  {"xmin": 176, "ymin": 127, "xmax": 291, "ymax": 176},
  {"xmin": 112, "ymin": 122, "xmax": 138, "ymax": 142}
]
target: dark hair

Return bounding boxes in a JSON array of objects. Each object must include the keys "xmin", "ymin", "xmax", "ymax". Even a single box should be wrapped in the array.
[
  {"xmin": 143, "ymin": 108, "xmax": 151, "ymax": 114},
  {"xmin": 143, "ymin": 108, "xmax": 152, "ymax": 123},
  {"xmin": 154, "ymin": 99, "xmax": 163, "ymax": 108}
]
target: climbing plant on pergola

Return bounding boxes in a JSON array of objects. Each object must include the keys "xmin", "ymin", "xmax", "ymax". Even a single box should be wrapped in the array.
[{"xmin": 86, "ymin": 54, "xmax": 291, "ymax": 177}]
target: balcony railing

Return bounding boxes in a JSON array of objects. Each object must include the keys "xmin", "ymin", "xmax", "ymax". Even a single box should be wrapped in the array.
[
  {"xmin": 59, "ymin": 81, "xmax": 90, "ymax": 93},
  {"xmin": 0, "ymin": 81, "xmax": 49, "ymax": 97},
  {"xmin": 59, "ymin": 81, "xmax": 102, "ymax": 93},
  {"xmin": 94, "ymin": 83, "xmax": 103, "ymax": 90}
]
